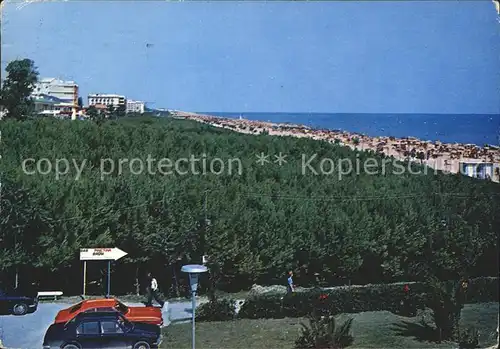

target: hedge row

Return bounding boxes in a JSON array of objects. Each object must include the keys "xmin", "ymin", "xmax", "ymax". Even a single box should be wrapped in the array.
[
  {"xmin": 196, "ymin": 297, "xmax": 237, "ymax": 321},
  {"xmin": 462, "ymin": 277, "xmax": 499, "ymax": 303},
  {"xmin": 196, "ymin": 277, "xmax": 499, "ymax": 321},
  {"xmin": 238, "ymin": 282, "xmax": 428, "ymax": 319}
]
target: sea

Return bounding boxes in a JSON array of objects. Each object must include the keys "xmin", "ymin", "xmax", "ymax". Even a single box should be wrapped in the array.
[{"xmin": 200, "ymin": 112, "xmax": 500, "ymax": 147}]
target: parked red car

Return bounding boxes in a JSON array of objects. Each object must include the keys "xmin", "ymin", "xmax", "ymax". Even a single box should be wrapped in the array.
[{"xmin": 54, "ymin": 298, "xmax": 163, "ymax": 326}]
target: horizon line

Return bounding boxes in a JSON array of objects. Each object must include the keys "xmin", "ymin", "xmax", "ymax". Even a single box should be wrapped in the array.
[{"xmin": 196, "ymin": 111, "xmax": 500, "ymax": 116}]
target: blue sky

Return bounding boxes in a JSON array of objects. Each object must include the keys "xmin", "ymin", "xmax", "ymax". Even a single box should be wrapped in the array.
[{"xmin": 2, "ymin": 1, "xmax": 499, "ymax": 114}]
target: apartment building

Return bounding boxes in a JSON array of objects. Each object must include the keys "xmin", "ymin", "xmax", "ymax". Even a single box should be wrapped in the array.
[
  {"xmin": 88, "ymin": 94, "xmax": 126, "ymax": 109},
  {"xmin": 32, "ymin": 94, "xmax": 76, "ymax": 118},
  {"xmin": 32, "ymin": 78, "xmax": 79, "ymax": 119},
  {"xmin": 460, "ymin": 161, "xmax": 499, "ymax": 182},
  {"xmin": 34, "ymin": 78, "xmax": 79, "ymax": 104},
  {"xmin": 126, "ymin": 100, "xmax": 145, "ymax": 114}
]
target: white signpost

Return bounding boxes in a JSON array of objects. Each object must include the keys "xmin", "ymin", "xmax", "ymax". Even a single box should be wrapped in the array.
[{"xmin": 80, "ymin": 248, "xmax": 128, "ymax": 297}]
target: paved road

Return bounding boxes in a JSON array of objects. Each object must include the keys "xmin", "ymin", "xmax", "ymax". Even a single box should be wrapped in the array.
[{"xmin": 0, "ymin": 299, "xmax": 198, "ymax": 349}]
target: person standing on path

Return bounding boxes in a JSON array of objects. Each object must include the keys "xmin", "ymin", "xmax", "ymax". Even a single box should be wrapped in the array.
[
  {"xmin": 145, "ymin": 272, "xmax": 165, "ymax": 308},
  {"xmin": 287, "ymin": 271, "xmax": 295, "ymax": 293}
]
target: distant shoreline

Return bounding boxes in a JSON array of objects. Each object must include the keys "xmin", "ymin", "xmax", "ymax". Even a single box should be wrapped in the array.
[
  {"xmin": 169, "ymin": 110, "xmax": 500, "ymax": 182},
  {"xmin": 199, "ymin": 111, "xmax": 500, "ymax": 116},
  {"xmin": 196, "ymin": 111, "xmax": 500, "ymax": 147}
]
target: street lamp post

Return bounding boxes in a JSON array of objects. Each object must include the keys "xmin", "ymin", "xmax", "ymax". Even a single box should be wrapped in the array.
[{"xmin": 181, "ymin": 264, "xmax": 208, "ymax": 349}]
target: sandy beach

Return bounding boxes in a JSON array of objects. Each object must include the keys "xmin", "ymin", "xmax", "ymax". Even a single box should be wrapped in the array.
[{"xmin": 170, "ymin": 110, "xmax": 500, "ymax": 183}]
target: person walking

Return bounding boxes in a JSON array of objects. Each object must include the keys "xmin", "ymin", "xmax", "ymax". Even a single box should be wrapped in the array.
[
  {"xmin": 287, "ymin": 271, "xmax": 295, "ymax": 293},
  {"xmin": 145, "ymin": 272, "xmax": 165, "ymax": 308}
]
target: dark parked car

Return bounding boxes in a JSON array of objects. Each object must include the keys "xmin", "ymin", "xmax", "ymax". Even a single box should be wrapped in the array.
[
  {"xmin": 0, "ymin": 286, "xmax": 39, "ymax": 315},
  {"xmin": 43, "ymin": 311, "xmax": 162, "ymax": 349}
]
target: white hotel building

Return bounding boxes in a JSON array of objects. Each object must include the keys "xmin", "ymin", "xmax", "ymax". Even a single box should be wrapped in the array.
[
  {"xmin": 34, "ymin": 78, "xmax": 79, "ymax": 104},
  {"xmin": 88, "ymin": 94, "xmax": 126, "ymax": 109},
  {"xmin": 126, "ymin": 100, "xmax": 145, "ymax": 114},
  {"xmin": 32, "ymin": 78, "xmax": 79, "ymax": 119}
]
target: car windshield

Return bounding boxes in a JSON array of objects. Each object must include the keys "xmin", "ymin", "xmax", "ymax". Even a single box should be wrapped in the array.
[
  {"xmin": 115, "ymin": 301, "xmax": 128, "ymax": 314},
  {"xmin": 69, "ymin": 302, "xmax": 83, "ymax": 313}
]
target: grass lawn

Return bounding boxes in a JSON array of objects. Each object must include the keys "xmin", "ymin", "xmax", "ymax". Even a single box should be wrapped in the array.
[{"xmin": 162, "ymin": 302, "xmax": 499, "ymax": 349}]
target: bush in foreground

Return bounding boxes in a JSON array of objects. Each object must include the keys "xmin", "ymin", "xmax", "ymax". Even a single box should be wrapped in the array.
[
  {"xmin": 458, "ymin": 327, "xmax": 480, "ymax": 349},
  {"xmin": 464, "ymin": 277, "xmax": 499, "ymax": 303},
  {"xmin": 196, "ymin": 296, "xmax": 236, "ymax": 321},
  {"xmin": 426, "ymin": 278, "xmax": 465, "ymax": 342},
  {"xmin": 239, "ymin": 282, "xmax": 427, "ymax": 319},
  {"xmin": 237, "ymin": 277, "xmax": 498, "ymax": 320},
  {"xmin": 295, "ymin": 309, "xmax": 354, "ymax": 349}
]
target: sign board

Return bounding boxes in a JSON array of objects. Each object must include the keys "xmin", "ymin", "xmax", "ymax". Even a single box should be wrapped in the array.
[{"xmin": 80, "ymin": 247, "xmax": 128, "ymax": 261}]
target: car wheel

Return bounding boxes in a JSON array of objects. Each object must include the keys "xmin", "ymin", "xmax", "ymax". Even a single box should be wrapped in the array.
[
  {"xmin": 133, "ymin": 341, "xmax": 151, "ymax": 349},
  {"xmin": 12, "ymin": 303, "xmax": 28, "ymax": 315},
  {"xmin": 62, "ymin": 343, "xmax": 81, "ymax": 349}
]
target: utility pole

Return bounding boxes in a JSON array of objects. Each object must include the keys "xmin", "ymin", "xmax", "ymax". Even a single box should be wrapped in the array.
[
  {"xmin": 203, "ymin": 189, "xmax": 212, "ymax": 296},
  {"xmin": 204, "ymin": 190, "xmax": 208, "ymax": 229},
  {"xmin": 14, "ymin": 231, "xmax": 18, "ymax": 289},
  {"xmin": 202, "ymin": 190, "xmax": 208, "ymax": 259}
]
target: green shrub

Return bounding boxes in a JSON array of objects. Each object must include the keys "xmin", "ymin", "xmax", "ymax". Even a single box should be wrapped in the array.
[
  {"xmin": 196, "ymin": 297, "xmax": 236, "ymax": 321},
  {"xmin": 295, "ymin": 309, "xmax": 354, "ymax": 349},
  {"xmin": 426, "ymin": 278, "xmax": 465, "ymax": 342},
  {"xmin": 458, "ymin": 327, "xmax": 479, "ymax": 349},
  {"xmin": 239, "ymin": 278, "xmax": 498, "ymax": 320},
  {"xmin": 420, "ymin": 277, "xmax": 498, "ymax": 305},
  {"xmin": 465, "ymin": 277, "xmax": 499, "ymax": 303},
  {"xmin": 238, "ymin": 294, "xmax": 284, "ymax": 319},
  {"xmin": 239, "ymin": 282, "xmax": 426, "ymax": 319}
]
